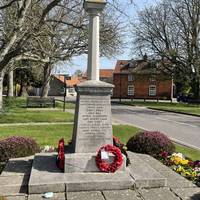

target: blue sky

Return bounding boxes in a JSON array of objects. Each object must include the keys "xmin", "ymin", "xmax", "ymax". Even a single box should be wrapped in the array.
[{"xmin": 54, "ymin": 0, "xmax": 157, "ymax": 75}]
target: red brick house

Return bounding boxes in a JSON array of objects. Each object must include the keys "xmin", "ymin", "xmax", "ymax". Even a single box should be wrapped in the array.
[{"xmin": 113, "ymin": 58, "xmax": 173, "ymax": 100}]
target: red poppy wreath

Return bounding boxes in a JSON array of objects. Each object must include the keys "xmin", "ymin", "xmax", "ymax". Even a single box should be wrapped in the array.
[{"xmin": 96, "ymin": 144, "xmax": 123, "ymax": 173}]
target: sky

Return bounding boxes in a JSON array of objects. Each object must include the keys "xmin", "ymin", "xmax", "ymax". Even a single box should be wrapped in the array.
[{"xmin": 54, "ymin": 0, "xmax": 157, "ymax": 75}]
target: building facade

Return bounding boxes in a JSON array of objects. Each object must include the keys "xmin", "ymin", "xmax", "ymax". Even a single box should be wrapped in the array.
[
  {"xmin": 113, "ymin": 59, "xmax": 173, "ymax": 100},
  {"xmin": 48, "ymin": 75, "xmax": 82, "ymax": 96}
]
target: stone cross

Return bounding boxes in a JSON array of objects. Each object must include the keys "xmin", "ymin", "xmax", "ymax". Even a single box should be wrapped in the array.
[{"xmin": 84, "ymin": 0, "xmax": 106, "ymax": 81}]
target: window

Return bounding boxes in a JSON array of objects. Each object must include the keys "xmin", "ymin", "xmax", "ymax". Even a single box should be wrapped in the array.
[
  {"xmin": 68, "ymin": 88, "xmax": 75, "ymax": 93},
  {"xmin": 128, "ymin": 74, "xmax": 134, "ymax": 81},
  {"xmin": 149, "ymin": 85, "xmax": 156, "ymax": 96},
  {"xmin": 128, "ymin": 85, "xmax": 134, "ymax": 95}
]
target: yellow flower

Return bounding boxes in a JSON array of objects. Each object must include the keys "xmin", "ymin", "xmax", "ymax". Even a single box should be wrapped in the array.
[
  {"xmin": 176, "ymin": 166, "xmax": 183, "ymax": 172},
  {"xmin": 180, "ymin": 160, "xmax": 189, "ymax": 165},
  {"xmin": 171, "ymin": 156, "xmax": 182, "ymax": 165}
]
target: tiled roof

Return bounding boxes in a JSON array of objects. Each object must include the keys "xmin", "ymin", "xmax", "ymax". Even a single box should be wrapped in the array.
[
  {"xmin": 54, "ymin": 75, "xmax": 82, "ymax": 87},
  {"xmin": 114, "ymin": 59, "xmax": 164, "ymax": 75},
  {"xmin": 113, "ymin": 60, "xmax": 129, "ymax": 73}
]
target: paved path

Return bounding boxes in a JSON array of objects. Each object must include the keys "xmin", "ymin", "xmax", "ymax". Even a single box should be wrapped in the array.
[{"xmin": 111, "ymin": 104, "xmax": 200, "ymax": 150}]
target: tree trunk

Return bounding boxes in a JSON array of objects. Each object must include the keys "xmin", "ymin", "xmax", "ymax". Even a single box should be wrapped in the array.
[
  {"xmin": 19, "ymin": 82, "xmax": 28, "ymax": 97},
  {"xmin": 0, "ymin": 70, "xmax": 5, "ymax": 111},
  {"xmin": 7, "ymin": 70, "xmax": 14, "ymax": 97},
  {"xmin": 41, "ymin": 63, "xmax": 52, "ymax": 98}
]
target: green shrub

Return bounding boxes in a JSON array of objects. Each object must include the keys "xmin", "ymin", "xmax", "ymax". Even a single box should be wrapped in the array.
[
  {"xmin": 126, "ymin": 131, "xmax": 175, "ymax": 157},
  {"xmin": 0, "ymin": 136, "xmax": 39, "ymax": 162}
]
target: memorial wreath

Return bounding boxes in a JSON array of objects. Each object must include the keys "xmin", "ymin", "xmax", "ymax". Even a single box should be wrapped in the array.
[
  {"xmin": 56, "ymin": 138, "xmax": 65, "ymax": 170},
  {"xmin": 96, "ymin": 144, "xmax": 123, "ymax": 173}
]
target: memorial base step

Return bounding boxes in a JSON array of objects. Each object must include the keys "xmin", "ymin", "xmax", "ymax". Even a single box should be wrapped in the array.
[
  {"xmin": 28, "ymin": 153, "xmax": 134, "ymax": 194},
  {"xmin": 65, "ymin": 153, "xmax": 126, "ymax": 173}
]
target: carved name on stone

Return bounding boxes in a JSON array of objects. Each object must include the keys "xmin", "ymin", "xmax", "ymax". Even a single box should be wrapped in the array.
[{"xmin": 74, "ymin": 95, "xmax": 113, "ymax": 153}]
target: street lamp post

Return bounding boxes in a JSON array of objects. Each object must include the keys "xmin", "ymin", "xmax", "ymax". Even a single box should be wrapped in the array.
[{"xmin": 63, "ymin": 75, "xmax": 70, "ymax": 112}]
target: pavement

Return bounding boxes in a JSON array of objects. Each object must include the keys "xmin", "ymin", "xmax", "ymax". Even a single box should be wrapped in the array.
[
  {"xmin": 111, "ymin": 104, "xmax": 200, "ymax": 150},
  {"xmin": 0, "ymin": 152, "xmax": 200, "ymax": 200}
]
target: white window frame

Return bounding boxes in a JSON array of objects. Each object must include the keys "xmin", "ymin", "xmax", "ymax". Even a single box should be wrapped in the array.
[
  {"xmin": 68, "ymin": 87, "xmax": 75, "ymax": 93},
  {"xmin": 149, "ymin": 85, "xmax": 156, "ymax": 96},
  {"xmin": 128, "ymin": 85, "xmax": 134, "ymax": 96},
  {"xmin": 128, "ymin": 74, "xmax": 134, "ymax": 81}
]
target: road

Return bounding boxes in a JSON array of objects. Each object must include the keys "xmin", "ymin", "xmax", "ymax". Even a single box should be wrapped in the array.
[{"xmin": 111, "ymin": 104, "xmax": 200, "ymax": 150}]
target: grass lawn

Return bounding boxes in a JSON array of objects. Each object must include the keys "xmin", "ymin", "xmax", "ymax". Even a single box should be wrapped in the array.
[
  {"xmin": 0, "ymin": 124, "xmax": 74, "ymax": 146},
  {"xmin": 175, "ymin": 143, "xmax": 200, "ymax": 161},
  {"xmin": 0, "ymin": 110, "xmax": 74, "ymax": 123},
  {"xmin": 0, "ymin": 124, "xmax": 199, "ymax": 160},
  {"xmin": 122, "ymin": 101, "xmax": 200, "ymax": 116},
  {"xmin": 0, "ymin": 97, "xmax": 74, "ymax": 123}
]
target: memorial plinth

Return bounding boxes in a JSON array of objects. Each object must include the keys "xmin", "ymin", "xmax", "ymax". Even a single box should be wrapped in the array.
[
  {"xmin": 72, "ymin": 80, "xmax": 113, "ymax": 153},
  {"xmin": 64, "ymin": 80, "xmax": 126, "ymax": 173}
]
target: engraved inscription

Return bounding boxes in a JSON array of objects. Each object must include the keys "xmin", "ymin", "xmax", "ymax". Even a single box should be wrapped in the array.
[{"xmin": 78, "ymin": 96, "xmax": 111, "ymax": 139}]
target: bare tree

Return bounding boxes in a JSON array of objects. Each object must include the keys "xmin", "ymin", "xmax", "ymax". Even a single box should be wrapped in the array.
[{"xmin": 132, "ymin": 0, "xmax": 200, "ymax": 98}]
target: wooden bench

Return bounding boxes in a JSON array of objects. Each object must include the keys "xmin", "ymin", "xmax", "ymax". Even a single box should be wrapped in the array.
[{"xmin": 26, "ymin": 97, "xmax": 55, "ymax": 108}]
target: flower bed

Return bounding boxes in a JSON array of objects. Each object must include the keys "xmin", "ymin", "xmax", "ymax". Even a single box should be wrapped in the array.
[{"xmin": 159, "ymin": 151, "xmax": 200, "ymax": 186}]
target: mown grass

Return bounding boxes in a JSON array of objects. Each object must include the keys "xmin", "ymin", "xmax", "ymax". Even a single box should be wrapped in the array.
[
  {"xmin": 122, "ymin": 101, "xmax": 200, "ymax": 116},
  {"xmin": 0, "ymin": 124, "xmax": 73, "ymax": 147},
  {"xmin": 0, "ymin": 111, "xmax": 74, "ymax": 123},
  {"xmin": 175, "ymin": 143, "xmax": 200, "ymax": 161},
  {"xmin": 0, "ymin": 124, "xmax": 199, "ymax": 161},
  {"xmin": 0, "ymin": 97, "xmax": 74, "ymax": 123}
]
